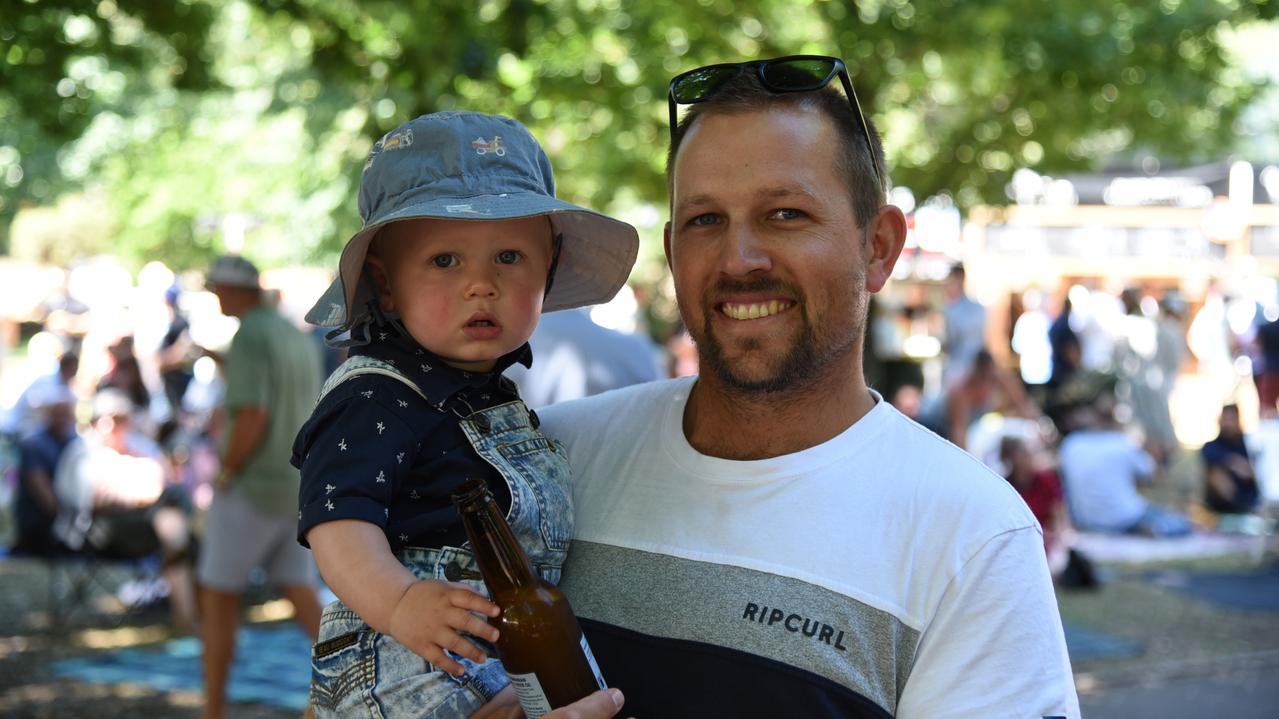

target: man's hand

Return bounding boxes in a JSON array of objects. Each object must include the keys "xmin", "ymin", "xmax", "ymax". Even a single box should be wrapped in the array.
[
  {"xmin": 387, "ymin": 579, "xmax": 500, "ymax": 676},
  {"xmin": 470, "ymin": 686, "xmax": 628, "ymax": 719}
]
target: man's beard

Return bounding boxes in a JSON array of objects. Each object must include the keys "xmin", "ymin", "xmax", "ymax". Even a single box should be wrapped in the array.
[{"xmin": 692, "ymin": 277, "xmax": 863, "ymax": 395}]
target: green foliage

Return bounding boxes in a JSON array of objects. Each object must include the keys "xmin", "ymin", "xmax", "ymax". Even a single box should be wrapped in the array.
[{"xmin": 2, "ymin": 0, "xmax": 1276, "ymax": 276}]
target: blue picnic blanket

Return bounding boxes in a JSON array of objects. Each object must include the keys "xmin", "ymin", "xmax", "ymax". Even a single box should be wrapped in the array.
[{"xmin": 52, "ymin": 624, "xmax": 311, "ymax": 710}]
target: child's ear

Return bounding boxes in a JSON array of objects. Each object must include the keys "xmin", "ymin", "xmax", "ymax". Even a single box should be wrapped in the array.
[{"xmin": 365, "ymin": 256, "xmax": 395, "ymax": 311}]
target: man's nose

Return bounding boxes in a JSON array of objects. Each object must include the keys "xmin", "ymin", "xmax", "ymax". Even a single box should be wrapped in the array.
[{"xmin": 721, "ymin": 224, "xmax": 772, "ymax": 276}]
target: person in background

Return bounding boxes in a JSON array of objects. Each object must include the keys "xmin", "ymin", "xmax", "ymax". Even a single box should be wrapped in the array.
[
  {"xmin": 2, "ymin": 350, "xmax": 79, "ymax": 440},
  {"xmin": 12, "ymin": 397, "xmax": 79, "ymax": 557},
  {"xmin": 156, "ymin": 283, "xmax": 196, "ymax": 417},
  {"xmin": 1000, "ymin": 435, "xmax": 1070, "ymax": 576},
  {"xmin": 53, "ymin": 389, "xmax": 198, "ymax": 630},
  {"xmin": 888, "ymin": 381, "xmax": 923, "ymax": 421},
  {"xmin": 504, "ymin": 307, "xmax": 663, "ymax": 408},
  {"xmin": 941, "ymin": 262, "xmax": 987, "ymax": 386},
  {"xmin": 1058, "ymin": 391, "xmax": 1191, "ymax": 537},
  {"xmin": 919, "ymin": 349, "xmax": 1038, "ymax": 451},
  {"xmin": 97, "ymin": 335, "xmax": 156, "ymax": 436},
  {"xmin": 1011, "ymin": 287, "xmax": 1053, "ymax": 388},
  {"xmin": 197, "ymin": 254, "xmax": 324, "ymax": 719},
  {"xmin": 1202, "ymin": 404, "xmax": 1259, "ymax": 516}
]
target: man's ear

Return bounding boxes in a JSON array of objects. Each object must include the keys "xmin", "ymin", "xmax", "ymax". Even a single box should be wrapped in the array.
[
  {"xmin": 663, "ymin": 221, "xmax": 673, "ymax": 272},
  {"xmin": 864, "ymin": 205, "xmax": 907, "ymax": 294},
  {"xmin": 364, "ymin": 256, "xmax": 395, "ymax": 311}
]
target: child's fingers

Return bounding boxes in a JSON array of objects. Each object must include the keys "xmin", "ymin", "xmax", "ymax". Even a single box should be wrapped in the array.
[
  {"xmin": 447, "ymin": 607, "xmax": 501, "ymax": 643},
  {"xmin": 422, "ymin": 645, "xmax": 468, "ymax": 676},
  {"xmin": 438, "ymin": 628, "xmax": 489, "ymax": 665},
  {"xmin": 446, "ymin": 585, "xmax": 501, "ymax": 617}
]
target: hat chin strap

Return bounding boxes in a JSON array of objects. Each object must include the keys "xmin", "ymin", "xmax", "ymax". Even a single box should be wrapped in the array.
[{"xmin": 542, "ymin": 233, "xmax": 564, "ymax": 304}]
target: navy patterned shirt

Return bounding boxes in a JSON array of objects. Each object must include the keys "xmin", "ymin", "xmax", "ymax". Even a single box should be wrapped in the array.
[{"xmin": 293, "ymin": 321, "xmax": 530, "ymax": 551}]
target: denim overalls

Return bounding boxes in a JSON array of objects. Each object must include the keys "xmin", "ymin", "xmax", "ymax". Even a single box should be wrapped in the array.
[{"xmin": 308, "ymin": 358, "xmax": 573, "ymax": 718}]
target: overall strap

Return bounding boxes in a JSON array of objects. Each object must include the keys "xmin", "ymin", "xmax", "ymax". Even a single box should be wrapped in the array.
[{"xmin": 315, "ymin": 355, "xmax": 426, "ymax": 405}]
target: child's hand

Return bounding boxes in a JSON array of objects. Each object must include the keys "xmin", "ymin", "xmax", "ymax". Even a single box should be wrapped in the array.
[{"xmin": 388, "ymin": 579, "xmax": 501, "ymax": 676}]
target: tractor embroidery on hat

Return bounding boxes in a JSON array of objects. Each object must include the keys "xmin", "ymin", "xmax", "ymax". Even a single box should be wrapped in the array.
[
  {"xmin": 363, "ymin": 126, "xmax": 415, "ymax": 171},
  {"xmin": 471, "ymin": 135, "xmax": 506, "ymax": 156}
]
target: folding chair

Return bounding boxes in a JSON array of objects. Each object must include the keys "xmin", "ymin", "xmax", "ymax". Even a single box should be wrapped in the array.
[{"xmin": 44, "ymin": 511, "xmax": 169, "ymax": 629}]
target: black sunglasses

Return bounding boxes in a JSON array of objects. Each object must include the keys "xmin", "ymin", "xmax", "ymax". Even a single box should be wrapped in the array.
[{"xmin": 667, "ymin": 55, "xmax": 883, "ymax": 189}]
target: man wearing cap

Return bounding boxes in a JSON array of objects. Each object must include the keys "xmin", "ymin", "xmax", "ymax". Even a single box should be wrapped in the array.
[
  {"xmin": 199, "ymin": 254, "xmax": 324, "ymax": 719},
  {"xmin": 500, "ymin": 56, "xmax": 1079, "ymax": 718}
]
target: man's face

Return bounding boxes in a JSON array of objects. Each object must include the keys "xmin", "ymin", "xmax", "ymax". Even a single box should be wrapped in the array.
[
  {"xmin": 1220, "ymin": 408, "xmax": 1241, "ymax": 438},
  {"xmin": 666, "ymin": 106, "xmax": 894, "ymax": 393}
]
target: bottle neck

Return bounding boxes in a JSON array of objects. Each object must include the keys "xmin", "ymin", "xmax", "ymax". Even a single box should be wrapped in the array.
[{"xmin": 460, "ymin": 495, "xmax": 538, "ymax": 595}]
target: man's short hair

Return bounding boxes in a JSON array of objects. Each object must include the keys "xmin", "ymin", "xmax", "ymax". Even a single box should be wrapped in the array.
[{"xmin": 665, "ymin": 72, "xmax": 887, "ymax": 227}]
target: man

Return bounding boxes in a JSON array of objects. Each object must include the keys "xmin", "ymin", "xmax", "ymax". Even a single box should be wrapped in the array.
[
  {"xmin": 503, "ymin": 307, "xmax": 664, "ymax": 408},
  {"xmin": 1201, "ymin": 404, "xmax": 1259, "ymax": 515},
  {"xmin": 12, "ymin": 395, "xmax": 77, "ymax": 557},
  {"xmin": 3, "ymin": 350, "xmax": 79, "ymax": 440},
  {"xmin": 54, "ymin": 389, "xmax": 198, "ymax": 630},
  {"xmin": 1058, "ymin": 391, "xmax": 1190, "ymax": 537},
  {"xmin": 197, "ymin": 255, "xmax": 323, "ymax": 719},
  {"xmin": 941, "ymin": 262, "xmax": 987, "ymax": 386},
  {"xmin": 485, "ymin": 56, "xmax": 1078, "ymax": 718}
]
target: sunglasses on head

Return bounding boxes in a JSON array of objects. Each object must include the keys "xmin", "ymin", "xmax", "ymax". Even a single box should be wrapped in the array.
[{"xmin": 667, "ymin": 54, "xmax": 883, "ymax": 189}]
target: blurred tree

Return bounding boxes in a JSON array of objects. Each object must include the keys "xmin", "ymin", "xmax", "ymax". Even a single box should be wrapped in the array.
[{"xmin": 2, "ymin": 0, "xmax": 1276, "ymax": 274}]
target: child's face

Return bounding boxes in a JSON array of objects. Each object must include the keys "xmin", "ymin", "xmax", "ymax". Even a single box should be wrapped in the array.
[{"xmin": 368, "ymin": 216, "xmax": 554, "ymax": 373}]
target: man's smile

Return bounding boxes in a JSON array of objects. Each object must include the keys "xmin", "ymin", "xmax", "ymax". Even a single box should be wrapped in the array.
[{"xmin": 720, "ymin": 300, "xmax": 794, "ymax": 321}]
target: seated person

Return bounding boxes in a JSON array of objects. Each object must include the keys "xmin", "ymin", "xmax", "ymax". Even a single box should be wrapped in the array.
[
  {"xmin": 54, "ymin": 389, "xmax": 197, "ymax": 630},
  {"xmin": 12, "ymin": 396, "xmax": 78, "ymax": 557},
  {"xmin": 1000, "ymin": 435, "xmax": 1071, "ymax": 576},
  {"xmin": 1202, "ymin": 404, "xmax": 1259, "ymax": 515},
  {"xmin": 919, "ymin": 349, "xmax": 1039, "ymax": 451},
  {"xmin": 1058, "ymin": 393, "xmax": 1191, "ymax": 537}
]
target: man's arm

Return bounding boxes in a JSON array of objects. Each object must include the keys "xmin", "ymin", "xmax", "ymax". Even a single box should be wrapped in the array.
[
  {"xmin": 219, "ymin": 405, "xmax": 268, "ymax": 486},
  {"xmin": 20, "ymin": 466, "xmax": 59, "ymax": 516}
]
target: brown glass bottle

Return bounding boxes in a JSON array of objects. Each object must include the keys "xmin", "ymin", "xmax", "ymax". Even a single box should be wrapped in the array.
[{"xmin": 451, "ymin": 479, "xmax": 606, "ymax": 718}]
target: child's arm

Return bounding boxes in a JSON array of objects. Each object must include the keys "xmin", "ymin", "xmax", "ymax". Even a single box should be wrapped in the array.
[{"xmin": 308, "ymin": 519, "xmax": 501, "ymax": 675}]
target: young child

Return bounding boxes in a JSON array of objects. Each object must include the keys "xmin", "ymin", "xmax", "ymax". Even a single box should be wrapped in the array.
[{"xmin": 292, "ymin": 111, "xmax": 638, "ymax": 718}]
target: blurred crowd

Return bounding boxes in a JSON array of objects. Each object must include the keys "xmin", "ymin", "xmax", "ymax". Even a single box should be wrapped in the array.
[
  {"xmin": 0, "ymin": 259, "xmax": 301, "ymax": 629},
  {"xmin": 0, "ymin": 254, "xmax": 1275, "ymax": 626},
  {"xmin": 872, "ymin": 264, "xmax": 1276, "ymax": 583}
]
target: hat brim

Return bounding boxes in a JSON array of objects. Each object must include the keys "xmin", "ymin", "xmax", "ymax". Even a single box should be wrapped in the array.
[{"xmin": 305, "ymin": 193, "xmax": 638, "ymax": 327}]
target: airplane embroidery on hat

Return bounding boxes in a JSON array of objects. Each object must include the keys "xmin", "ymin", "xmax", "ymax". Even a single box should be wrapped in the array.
[{"xmin": 471, "ymin": 136, "xmax": 506, "ymax": 156}]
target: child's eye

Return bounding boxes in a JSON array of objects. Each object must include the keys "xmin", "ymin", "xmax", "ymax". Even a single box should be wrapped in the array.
[
  {"xmin": 496, "ymin": 250, "xmax": 522, "ymax": 265},
  {"xmin": 432, "ymin": 254, "xmax": 458, "ymax": 268}
]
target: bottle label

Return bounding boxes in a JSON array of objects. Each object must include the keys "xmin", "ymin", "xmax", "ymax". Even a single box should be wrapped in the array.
[
  {"xmin": 581, "ymin": 634, "xmax": 607, "ymax": 689},
  {"xmin": 509, "ymin": 672, "xmax": 553, "ymax": 719}
]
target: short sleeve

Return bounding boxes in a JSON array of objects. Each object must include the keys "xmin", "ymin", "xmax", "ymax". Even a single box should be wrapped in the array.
[
  {"xmin": 295, "ymin": 391, "xmax": 423, "ymax": 547},
  {"xmin": 896, "ymin": 527, "xmax": 1080, "ymax": 718},
  {"xmin": 223, "ymin": 322, "xmax": 270, "ymax": 411}
]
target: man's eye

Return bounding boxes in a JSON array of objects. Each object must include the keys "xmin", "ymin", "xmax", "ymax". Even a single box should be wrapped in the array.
[
  {"xmin": 496, "ymin": 250, "xmax": 522, "ymax": 264},
  {"xmin": 432, "ymin": 255, "xmax": 457, "ymax": 268},
  {"xmin": 688, "ymin": 213, "xmax": 719, "ymax": 227},
  {"xmin": 770, "ymin": 208, "xmax": 805, "ymax": 221}
]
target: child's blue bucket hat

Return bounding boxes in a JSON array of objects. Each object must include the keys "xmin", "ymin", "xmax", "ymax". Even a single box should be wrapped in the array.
[{"xmin": 306, "ymin": 111, "xmax": 639, "ymax": 328}]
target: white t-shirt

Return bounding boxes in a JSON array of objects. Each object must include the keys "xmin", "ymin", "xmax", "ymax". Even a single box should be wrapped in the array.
[{"xmin": 540, "ymin": 376, "xmax": 1079, "ymax": 719}]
